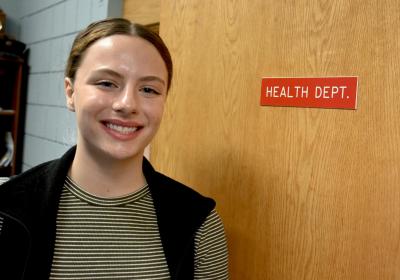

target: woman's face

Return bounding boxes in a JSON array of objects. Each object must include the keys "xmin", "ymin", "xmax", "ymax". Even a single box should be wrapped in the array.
[{"xmin": 65, "ymin": 34, "xmax": 168, "ymax": 162}]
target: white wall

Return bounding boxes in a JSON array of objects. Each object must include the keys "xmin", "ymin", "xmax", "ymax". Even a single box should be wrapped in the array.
[{"xmin": 19, "ymin": 0, "xmax": 122, "ymax": 170}]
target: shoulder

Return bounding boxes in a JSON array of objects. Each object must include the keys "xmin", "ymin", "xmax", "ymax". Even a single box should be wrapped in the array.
[
  {"xmin": 144, "ymin": 159, "xmax": 215, "ymax": 211},
  {"xmin": 0, "ymin": 146, "xmax": 76, "ymax": 197},
  {"xmin": 143, "ymin": 158, "xmax": 216, "ymax": 229},
  {"xmin": 0, "ymin": 160, "xmax": 57, "ymax": 222},
  {"xmin": 0, "ymin": 146, "xmax": 75, "ymax": 215},
  {"xmin": 154, "ymin": 170, "xmax": 215, "ymax": 205},
  {"xmin": 0, "ymin": 160, "xmax": 55, "ymax": 196}
]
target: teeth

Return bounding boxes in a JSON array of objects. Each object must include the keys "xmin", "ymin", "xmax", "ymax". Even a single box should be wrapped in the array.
[{"xmin": 106, "ymin": 123, "xmax": 138, "ymax": 134}]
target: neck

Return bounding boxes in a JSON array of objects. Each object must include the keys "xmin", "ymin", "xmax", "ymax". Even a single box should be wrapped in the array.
[{"xmin": 69, "ymin": 145, "xmax": 146, "ymax": 198}]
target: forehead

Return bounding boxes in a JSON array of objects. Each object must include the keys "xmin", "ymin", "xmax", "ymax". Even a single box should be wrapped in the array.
[{"xmin": 77, "ymin": 34, "xmax": 167, "ymax": 78}]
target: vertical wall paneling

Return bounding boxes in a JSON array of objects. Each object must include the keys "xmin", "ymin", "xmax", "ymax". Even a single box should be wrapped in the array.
[
  {"xmin": 18, "ymin": 0, "xmax": 122, "ymax": 171},
  {"xmin": 150, "ymin": 1, "xmax": 400, "ymax": 279}
]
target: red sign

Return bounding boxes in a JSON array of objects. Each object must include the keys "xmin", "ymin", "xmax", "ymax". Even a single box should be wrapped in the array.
[{"xmin": 260, "ymin": 77, "xmax": 358, "ymax": 109}]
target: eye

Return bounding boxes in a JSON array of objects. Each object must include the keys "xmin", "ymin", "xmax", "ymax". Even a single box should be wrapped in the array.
[
  {"xmin": 140, "ymin": 86, "xmax": 161, "ymax": 96},
  {"xmin": 96, "ymin": 80, "xmax": 118, "ymax": 89}
]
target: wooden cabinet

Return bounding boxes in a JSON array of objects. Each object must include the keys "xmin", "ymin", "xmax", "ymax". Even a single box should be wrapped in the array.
[{"xmin": 0, "ymin": 47, "xmax": 28, "ymax": 176}]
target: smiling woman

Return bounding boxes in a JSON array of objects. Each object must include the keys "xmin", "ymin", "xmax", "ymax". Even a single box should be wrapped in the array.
[
  {"xmin": 65, "ymin": 34, "xmax": 168, "ymax": 194},
  {"xmin": 0, "ymin": 18, "xmax": 228, "ymax": 280}
]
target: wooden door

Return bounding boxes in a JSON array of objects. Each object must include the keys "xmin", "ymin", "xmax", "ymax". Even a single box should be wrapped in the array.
[{"xmin": 129, "ymin": 1, "xmax": 400, "ymax": 279}]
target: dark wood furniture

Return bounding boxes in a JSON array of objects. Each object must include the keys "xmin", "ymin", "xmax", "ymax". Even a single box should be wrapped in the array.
[{"xmin": 0, "ymin": 42, "xmax": 28, "ymax": 176}]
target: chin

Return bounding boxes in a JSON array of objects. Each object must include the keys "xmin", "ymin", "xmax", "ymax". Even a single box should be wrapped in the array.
[
  {"xmin": 106, "ymin": 148, "xmax": 144, "ymax": 161},
  {"xmin": 112, "ymin": 143, "xmax": 147, "ymax": 158}
]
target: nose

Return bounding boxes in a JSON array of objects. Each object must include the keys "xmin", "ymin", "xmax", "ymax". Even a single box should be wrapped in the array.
[{"xmin": 112, "ymin": 86, "xmax": 137, "ymax": 114}]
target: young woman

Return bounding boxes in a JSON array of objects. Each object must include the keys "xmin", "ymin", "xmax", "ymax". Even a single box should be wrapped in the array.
[{"xmin": 0, "ymin": 18, "xmax": 228, "ymax": 279}]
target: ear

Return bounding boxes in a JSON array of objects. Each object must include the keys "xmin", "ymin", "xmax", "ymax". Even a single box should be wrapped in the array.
[{"xmin": 65, "ymin": 77, "xmax": 75, "ymax": 112}]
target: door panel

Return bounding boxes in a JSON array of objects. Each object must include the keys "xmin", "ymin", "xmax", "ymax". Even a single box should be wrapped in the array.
[{"xmin": 130, "ymin": 1, "xmax": 400, "ymax": 279}]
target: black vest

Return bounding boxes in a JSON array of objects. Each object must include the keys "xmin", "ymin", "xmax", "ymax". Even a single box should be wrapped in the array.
[{"xmin": 0, "ymin": 146, "xmax": 215, "ymax": 279}]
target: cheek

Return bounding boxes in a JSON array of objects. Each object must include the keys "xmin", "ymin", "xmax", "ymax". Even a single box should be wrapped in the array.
[
  {"xmin": 75, "ymin": 92, "xmax": 110, "ymax": 114},
  {"xmin": 142, "ymin": 99, "xmax": 165, "ymax": 122},
  {"xmin": 150, "ymin": 103, "xmax": 165, "ymax": 124}
]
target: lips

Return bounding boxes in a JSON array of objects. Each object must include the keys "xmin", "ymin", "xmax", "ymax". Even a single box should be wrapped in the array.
[{"xmin": 101, "ymin": 119, "xmax": 143, "ymax": 139}]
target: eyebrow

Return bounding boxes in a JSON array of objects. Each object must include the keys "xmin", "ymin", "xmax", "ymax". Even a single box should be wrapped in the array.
[
  {"xmin": 91, "ymin": 68, "xmax": 166, "ymax": 85},
  {"xmin": 91, "ymin": 68, "xmax": 123, "ymax": 79},
  {"xmin": 138, "ymin": 76, "xmax": 166, "ymax": 86}
]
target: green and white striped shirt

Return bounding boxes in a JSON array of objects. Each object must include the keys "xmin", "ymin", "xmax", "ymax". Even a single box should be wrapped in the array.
[{"xmin": 50, "ymin": 177, "xmax": 228, "ymax": 279}]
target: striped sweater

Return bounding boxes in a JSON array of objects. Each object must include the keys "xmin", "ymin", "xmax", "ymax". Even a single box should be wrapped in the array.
[{"xmin": 50, "ymin": 176, "xmax": 228, "ymax": 279}]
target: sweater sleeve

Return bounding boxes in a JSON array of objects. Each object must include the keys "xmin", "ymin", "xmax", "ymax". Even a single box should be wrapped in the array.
[{"xmin": 194, "ymin": 209, "xmax": 229, "ymax": 280}]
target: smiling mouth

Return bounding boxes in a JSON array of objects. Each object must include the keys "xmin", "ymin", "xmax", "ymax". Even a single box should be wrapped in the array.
[{"xmin": 104, "ymin": 122, "xmax": 141, "ymax": 134}]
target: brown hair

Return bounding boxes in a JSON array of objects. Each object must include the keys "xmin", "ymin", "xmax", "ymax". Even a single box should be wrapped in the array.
[{"xmin": 65, "ymin": 18, "xmax": 173, "ymax": 90}]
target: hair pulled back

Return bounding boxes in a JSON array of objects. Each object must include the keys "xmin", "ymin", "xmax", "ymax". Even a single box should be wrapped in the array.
[{"xmin": 65, "ymin": 18, "xmax": 173, "ymax": 90}]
